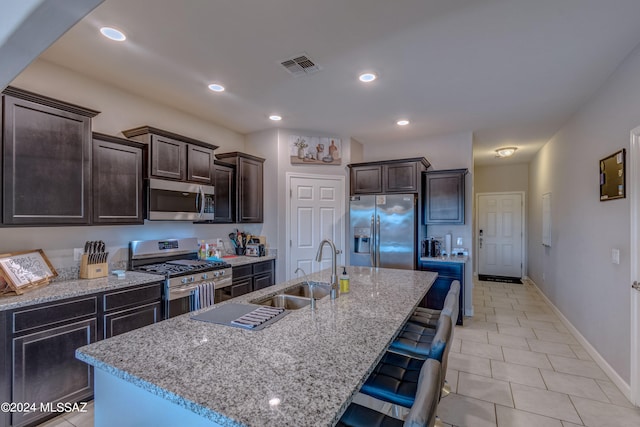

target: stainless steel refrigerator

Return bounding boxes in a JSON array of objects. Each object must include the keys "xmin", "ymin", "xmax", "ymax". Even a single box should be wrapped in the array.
[{"xmin": 349, "ymin": 194, "xmax": 417, "ymax": 269}]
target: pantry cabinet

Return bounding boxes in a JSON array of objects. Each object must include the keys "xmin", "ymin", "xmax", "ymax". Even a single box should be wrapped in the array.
[
  {"xmin": 1, "ymin": 87, "xmax": 99, "ymax": 226},
  {"xmin": 348, "ymin": 157, "xmax": 430, "ymax": 195},
  {"xmin": 92, "ymin": 133, "xmax": 145, "ymax": 224}
]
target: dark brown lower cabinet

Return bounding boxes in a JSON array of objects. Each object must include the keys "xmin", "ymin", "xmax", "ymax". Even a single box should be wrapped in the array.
[
  {"xmin": 0, "ymin": 313, "xmax": 10, "ymax": 427},
  {"xmin": 102, "ymin": 282, "xmax": 163, "ymax": 339},
  {"xmin": 11, "ymin": 318, "xmax": 96, "ymax": 427},
  {"xmin": 419, "ymin": 261, "xmax": 465, "ymax": 325},
  {"xmin": 0, "ymin": 281, "xmax": 163, "ymax": 427},
  {"xmin": 103, "ymin": 302, "xmax": 161, "ymax": 339},
  {"xmin": 229, "ymin": 260, "xmax": 275, "ymax": 298}
]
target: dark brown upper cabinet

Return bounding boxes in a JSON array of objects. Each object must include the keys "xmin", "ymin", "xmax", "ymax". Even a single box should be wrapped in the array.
[
  {"xmin": 423, "ymin": 169, "xmax": 467, "ymax": 225},
  {"xmin": 2, "ymin": 87, "xmax": 99, "ymax": 226},
  {"xmin": 212, "ymin": 161, "xmax": 235, "ymax": 223},
  {"xmin": 348, "ymin": 157, "xmax": 430, "ymax": 195},
  {"xmin": 122, "ymin": 126, "xmax": 218, "ymax": 184},
  {"xmin": 92, "ymin": 133, "xmax": 145, "ymax": 225},
  {"xmin": 187, "ymin": 144, "xmax": 215, "ymax": 184},
  {"xmin": 215, "ymin": 152, "xmax": 265, "ymax": 223}
]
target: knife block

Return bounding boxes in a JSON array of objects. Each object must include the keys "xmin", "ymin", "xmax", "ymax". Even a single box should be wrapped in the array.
[{"xmin": 80, "ymin": 254, "xmax": 109, "ymax": 279}]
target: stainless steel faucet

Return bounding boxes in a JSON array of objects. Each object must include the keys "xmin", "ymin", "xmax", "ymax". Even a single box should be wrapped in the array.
[
  {"xmin": 315, "ymin": 239, "xmax": 341, "ymax": 299},
  {"xmin": 294, "ymin": 267, "xmax": 316, "ymax": 309}
]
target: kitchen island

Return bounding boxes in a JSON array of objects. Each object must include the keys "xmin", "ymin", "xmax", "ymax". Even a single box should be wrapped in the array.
[{"xmin": 76, "ymin": 267, "xmax": 437, "ymax": 427}]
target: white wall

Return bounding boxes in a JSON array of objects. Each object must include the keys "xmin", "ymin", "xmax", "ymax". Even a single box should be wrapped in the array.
[
  {"xmin": 528, "ymin": 43, "xmax": 640, "ymax": 383},
  {"xmin": 3, "ymin": 59, "xmax": 247, "ymax": 271},
  {"xmin": 475, "ymin": 163, "xmax": 528, "ymax": 194},
  {"xmin": 246, "ymin": 128, "xmax": 353, "ymax": 282},
  {"xmin": 0, "ymin": 0, "xmax": 102, "ymax": 89},
  {"xmin": 364, "ymin": 132, "xmax": 475, "ymax": 314},
  {"xmin": 11, "ymin": 59, "xmax": 244, "ymax": 148}
]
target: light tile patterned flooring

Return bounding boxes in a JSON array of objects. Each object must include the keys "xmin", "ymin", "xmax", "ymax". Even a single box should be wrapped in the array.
[
  {"xmin": 40, "ymin": 278, "xmax": 640, "ymax": 427},
  {"xmin": 427, "ymin": 278, "xmax": 640, "ymax": 427}
]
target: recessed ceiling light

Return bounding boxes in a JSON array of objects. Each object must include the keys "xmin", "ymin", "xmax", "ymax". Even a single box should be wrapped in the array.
[
  {"xmin": 495, "ymin": 147, "xmax": 518, "ymax": 158},
  {"xmin": 359, "ymin": 73, "xmax": 377, "ymax": 83},
  {"xmin": 269, "ymin": 115, "xmax": 282, "ymax": 121},
  {"xmin": 397, "ymin": 119, "xmax": 410, "ymax": 126},
  {"xmin": 100, "ymin": 27, "xmax": 126, "ymax": 42},
  {"xmin": 208, "ymin": 84, "xmax": 225, "ymax": 92}
]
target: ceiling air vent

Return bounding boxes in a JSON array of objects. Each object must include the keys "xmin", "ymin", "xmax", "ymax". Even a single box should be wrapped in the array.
[{"xmin": 280, "ymin": 53, "xmax": 321, "ymax": 77}]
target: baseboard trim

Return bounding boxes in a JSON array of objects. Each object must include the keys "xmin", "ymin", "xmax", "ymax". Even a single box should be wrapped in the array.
[{"xmin": 527, "ymin": 277, "xmax": 632, "ymax": 401}]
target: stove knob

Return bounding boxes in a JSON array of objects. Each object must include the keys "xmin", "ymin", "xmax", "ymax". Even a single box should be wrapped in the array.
[
  {"xmin": 219, "ymin": 270, "xmax": 225, "ymax": 276},
  {"xmin": 181, "ymin": 278, "xmax": 188, "ymax": 284},
  {"xmin": 214, "ymin": 271, "xmax": 220, "ymax": 277},
  {"xmin": 189, "ymin": 277, "xmax": 195, "ymax": 283},
  {"xmin": 201, "ymin": 273, "xmax": 208, "ymax": 280}
]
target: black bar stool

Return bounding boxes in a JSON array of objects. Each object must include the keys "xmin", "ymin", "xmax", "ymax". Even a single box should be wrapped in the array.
[
  {"xmin": 360, "ymin": 315, "xmax": 452, "ymax": 407},
  {"xmin": 337, "ymin": 359, "xmax": 442, "ymax": 427},
  {"xmin": 411, "ymin": 281, "xmax": 460, "ymax": 329}
]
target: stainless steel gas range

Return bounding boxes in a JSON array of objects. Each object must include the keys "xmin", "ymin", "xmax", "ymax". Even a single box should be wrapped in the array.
[{"xmin": 129, "ymin": 238, "xmax": 232, "ymax": 319}]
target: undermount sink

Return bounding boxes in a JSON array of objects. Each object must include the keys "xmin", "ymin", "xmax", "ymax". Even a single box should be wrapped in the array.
[
  {"xmin": 283, "ymin": 281, "xmax": 332, "ymax": 299},
  {"xmin": 252, "ymin": 294, "xmax": 312, "ymax": 310}
]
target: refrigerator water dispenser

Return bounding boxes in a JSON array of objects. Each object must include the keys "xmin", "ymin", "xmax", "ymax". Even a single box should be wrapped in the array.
[{"xmin": 354, "ymin": 228, "xmax": 370, "ymax": 253}]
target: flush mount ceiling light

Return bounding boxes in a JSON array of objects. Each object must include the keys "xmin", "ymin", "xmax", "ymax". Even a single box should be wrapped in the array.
[
  {"xmin": 396, "ymin": 119, "xmax": 410, "ymax": 126},
  {"xmin": 100, "ymin": 27, "xmax": 126, "ymax": 41},
  {"xmin": 358, "ymin": 72, "xmax": 377, "ymax": 83},
  {"xmin": 495, "ymin": 147, "xmax": 518, "ymax": 158},
  {"xmin": 269, "ymin": 115, "xmax": 282, "ymax": 121},
  {"xmin": 207, "ymin": 83, "xmax": 225, "ymax": 92}
]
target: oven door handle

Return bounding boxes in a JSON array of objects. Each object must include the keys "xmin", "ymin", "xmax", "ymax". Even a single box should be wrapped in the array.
[{"xmin": 169, "ymin": 286, "xmax": 203, "ymax": 300}]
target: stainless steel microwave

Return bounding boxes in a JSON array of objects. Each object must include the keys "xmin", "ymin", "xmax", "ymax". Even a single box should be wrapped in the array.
[{"xmin": 147, "ymin": 178, "xmax": 215, "ymax": 221}]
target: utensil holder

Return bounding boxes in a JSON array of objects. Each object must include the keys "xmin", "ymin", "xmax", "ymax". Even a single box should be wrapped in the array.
[{"xmin": 80, "ymin": 254, "xmax": 109, "ymax": 279}]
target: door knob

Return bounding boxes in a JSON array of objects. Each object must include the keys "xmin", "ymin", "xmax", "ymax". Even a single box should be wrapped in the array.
[{"xmin": 633, "ymin": 281, "xmax": 640, "ymax": 291}]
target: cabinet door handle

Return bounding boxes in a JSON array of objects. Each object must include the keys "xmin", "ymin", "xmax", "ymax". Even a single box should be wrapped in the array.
[{"xmin": 633, "ymin": 281, "xmax": 640, "ymax": 291}]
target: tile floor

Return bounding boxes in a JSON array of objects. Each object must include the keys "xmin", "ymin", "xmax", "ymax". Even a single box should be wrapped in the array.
[
  {"xmin": 39, "ymin": 278, "xmax": 640, "ymax": 427},
  {"xmin": 354, "ymin": 277, "xmax": 640, "ymax": 427}
]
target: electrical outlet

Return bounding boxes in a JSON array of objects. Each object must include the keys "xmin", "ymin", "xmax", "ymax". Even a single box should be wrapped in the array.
[{"xmin": 73, "ymin": 248, "xmax": 83, "ymax": 261}]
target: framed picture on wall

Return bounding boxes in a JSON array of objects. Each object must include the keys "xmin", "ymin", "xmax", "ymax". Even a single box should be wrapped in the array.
[{"xmin": 599, "ymin": 149, "xmax": 625, "ymax": 201}]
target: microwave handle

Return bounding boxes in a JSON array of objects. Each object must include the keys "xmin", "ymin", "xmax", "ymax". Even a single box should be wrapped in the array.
[
  {"xmin": 199, "ymin": 186, "xmax": 205, "ymax": 218},
  {"xmin": 195, "ymin": 187, "xmax": 200, "ymax": 216}
]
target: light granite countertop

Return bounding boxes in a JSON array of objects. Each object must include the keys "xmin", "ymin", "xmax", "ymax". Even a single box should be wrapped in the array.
[
  {"xmin": 76, "ymin": 266, "xmax": 437, "ymax": 427},
  {"xmin": 0, "ymin": 256, "xmax": 277, "ymax": 312},
  {"xmin": 420, "ymin": 255, "xmax": 469, "ymax": 264},
  {"xmin": 0, "ymin": 271, "xmax": 164, "ymax": 312},
  {"xmin": 220, "ymin": 254, "xmax": 276, "ymax": 267}
]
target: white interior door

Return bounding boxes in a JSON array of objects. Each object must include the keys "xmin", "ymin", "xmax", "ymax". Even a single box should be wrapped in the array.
[
  {"xmin": 477, "ymin": 193, "xmax": 524, "ymax": 278},
  {"xmin": 287, "ymin": 174, "xmax": 345, "ymax": 280}
]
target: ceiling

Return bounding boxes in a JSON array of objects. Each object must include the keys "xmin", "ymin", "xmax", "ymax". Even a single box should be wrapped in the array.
[{"xmin": 37, "ymin": 0, "xmax": 640, "ymax": 165}]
